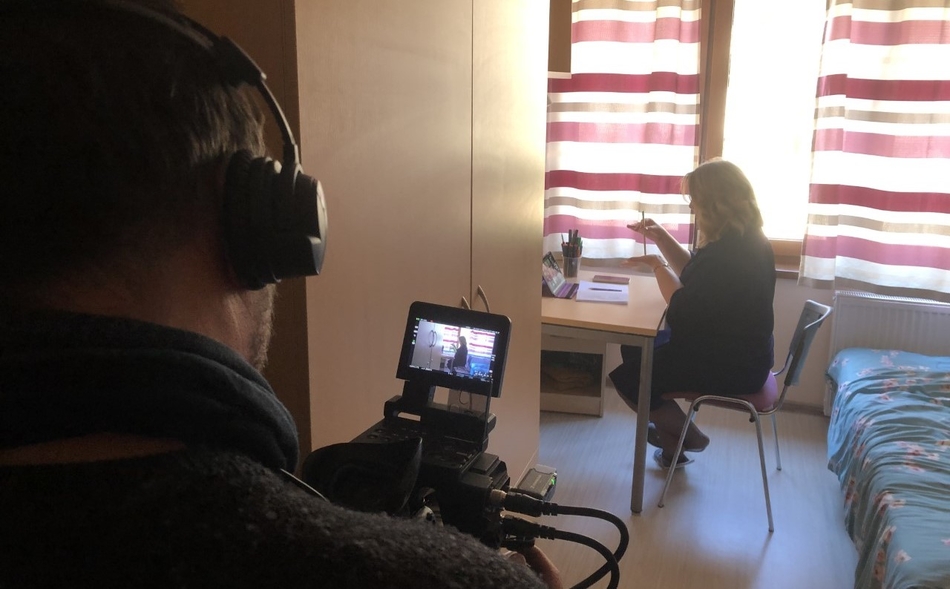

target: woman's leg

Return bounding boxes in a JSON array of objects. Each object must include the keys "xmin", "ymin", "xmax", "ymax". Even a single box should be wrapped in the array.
[
  {"xmin": 649, "ymin": 400, "xmax": 709, "ymax": 454},
  {"xmin": 610, "ymin": 342, "xmax": 710, "ymax": 456}
]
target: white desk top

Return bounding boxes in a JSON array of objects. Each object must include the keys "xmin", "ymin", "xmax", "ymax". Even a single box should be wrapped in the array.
[{"xmin": 541, "ymin": 270, "xmax": 667, "ymax": 337}]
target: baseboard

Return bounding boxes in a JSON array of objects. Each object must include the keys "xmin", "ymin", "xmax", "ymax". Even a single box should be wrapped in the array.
[{"xmin": 782, "ymin": 401, "xmax": 827, "ymax": 417}]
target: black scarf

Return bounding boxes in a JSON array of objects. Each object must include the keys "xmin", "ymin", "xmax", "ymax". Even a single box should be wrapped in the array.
[{"xmin": 0, "ymin": 311, "xmax": 299, "ymax": 471}]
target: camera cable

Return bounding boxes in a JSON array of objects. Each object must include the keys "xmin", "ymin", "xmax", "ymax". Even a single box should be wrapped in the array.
[
  {"xmin": 501, "ymin": 516, "xmax": 619, "ymax": 589},
  {"xmin": 491, "ymin": 489, "xmax": 629, "ymax": 589}
]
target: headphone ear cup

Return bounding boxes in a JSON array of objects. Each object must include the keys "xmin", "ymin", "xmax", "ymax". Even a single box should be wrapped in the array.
[
  {"xmin": 273, "ymin": 163, "xmax": 327, "ymax": 279},
  {"xmin": 223, "ymin": 149, "xmax": 279, "ymax": 289}
]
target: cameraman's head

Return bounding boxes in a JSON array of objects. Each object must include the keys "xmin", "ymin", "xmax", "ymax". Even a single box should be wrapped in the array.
[{"xmin": 0, "ymin": 0, "xmax": 276, "ymax": 368}]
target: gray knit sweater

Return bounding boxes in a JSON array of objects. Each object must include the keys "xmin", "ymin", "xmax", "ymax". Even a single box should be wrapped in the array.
[
  {"xmin": 0, "ymin": 448, "xmax": 546, "ymax": 588},
  {"xmin": 0, "ymin": 312, "xmax": 545, "ymax": 588}
]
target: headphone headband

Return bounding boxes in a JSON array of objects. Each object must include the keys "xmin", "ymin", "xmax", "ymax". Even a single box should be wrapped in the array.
[
  {"xmin": 87, "ymin": 0, "xmax": 302, "ymax": 170},
  {"xmin": 4, "ymin": 0, "xmax": 328, "ymax": 287}
]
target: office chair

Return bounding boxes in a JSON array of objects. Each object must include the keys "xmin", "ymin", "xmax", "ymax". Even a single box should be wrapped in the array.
[{"xmin": 657, "ymin": 299, "xmax": 833, "ymax": 532}]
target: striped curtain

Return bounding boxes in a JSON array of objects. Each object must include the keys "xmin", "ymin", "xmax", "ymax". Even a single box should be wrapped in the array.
[
  {"xmin": 543, "ymin": 0, "xmax": 700, "ymax": 260},
  {"xmin": 801, "ymin": 0, "xmax": 950, "ymax": 302}
]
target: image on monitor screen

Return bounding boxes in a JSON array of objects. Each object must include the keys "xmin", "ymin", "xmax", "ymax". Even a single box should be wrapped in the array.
[{"xmin": 396, "ymin": 301, "xmax": 511, "ymax": 397}]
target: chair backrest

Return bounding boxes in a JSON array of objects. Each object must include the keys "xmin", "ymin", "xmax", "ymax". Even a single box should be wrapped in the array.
[{"xmin": 778, "ymin": 300, "xmax": 833, "ymax": 389}]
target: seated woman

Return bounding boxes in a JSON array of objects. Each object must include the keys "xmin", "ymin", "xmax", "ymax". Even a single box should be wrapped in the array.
[
  {"xmin": 450, "ymin": 335, "xmax": 468, "ymax": 373},
  {"xmin": 609, "ymin": 159, "xmax": 776, "ymax": 468}
]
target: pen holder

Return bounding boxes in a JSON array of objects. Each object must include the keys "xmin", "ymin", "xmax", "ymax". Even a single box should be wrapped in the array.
[{"xmin": 563, "ymin": 255, "xmax": 580, "ymax": 278}]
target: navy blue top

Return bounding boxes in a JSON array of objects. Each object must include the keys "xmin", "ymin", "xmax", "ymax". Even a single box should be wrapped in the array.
[
  {"xmin": 657, "ymin": 227, "xmax": 776, "ymax": 397},
  {"xmin": 608, "ymin": 227, "xmax": 776, "ymax": 407}
]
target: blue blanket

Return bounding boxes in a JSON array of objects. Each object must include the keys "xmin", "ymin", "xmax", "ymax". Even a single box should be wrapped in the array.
[{"xmin": 827, "ymin": 348, "xmax": 950, "ymax": 589}]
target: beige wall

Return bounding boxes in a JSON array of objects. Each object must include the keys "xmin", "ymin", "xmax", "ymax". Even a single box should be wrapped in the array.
[
  {"xmin": 471, "ymin": 0, "xmax": 548, "ymax": 481},
  {"xmin": 294, "ymin": 1, "xmax": 474, "ymax": 451},
  {"xmin": 292, "ymin": 1, "xmax": 548, "ymax": 484}
]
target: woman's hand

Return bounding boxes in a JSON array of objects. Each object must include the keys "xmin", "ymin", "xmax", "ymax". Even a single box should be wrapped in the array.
[
  {"xmin": 626, "ymin": 218, "xmax": 669, "ymax": 243},
  {"xmin": 621, "ymin": 254, "xmax": 668, "ymax": 271},
  {"xmin": 625, "ymin": 254, "xmax": 680, "ymax": 303},
  {"xmin": 628, "ymin": 217, "xmax": 691, "ymax": 282}
]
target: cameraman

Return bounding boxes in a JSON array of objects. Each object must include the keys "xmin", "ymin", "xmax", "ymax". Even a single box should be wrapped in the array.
[{"xmin": 0, "ymin": 1, "xmax": 561, "ymax": 587}]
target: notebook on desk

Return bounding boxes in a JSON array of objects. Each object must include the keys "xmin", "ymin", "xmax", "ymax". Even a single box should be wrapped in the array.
[
  {"xmin": 575, "ymin": 280, "xmax": 628, "ymax": 304},
  {"xmin": 542, "ymin": 252, "xmax": 578, "ymax": 299}
]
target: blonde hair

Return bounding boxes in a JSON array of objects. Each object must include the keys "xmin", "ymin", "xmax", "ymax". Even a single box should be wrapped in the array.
[{"xmin": 682, "ymin": 158, "xmax": 763, "ymax": 245}]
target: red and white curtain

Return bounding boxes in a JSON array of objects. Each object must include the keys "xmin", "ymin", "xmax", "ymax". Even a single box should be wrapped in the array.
[
  {"xmin": 543, "ymin": 0, "xmax": 701, "ymax": 260},
  {"xmin": 801, "ymin": 0, "xmax": 950, "ymax": 302}
]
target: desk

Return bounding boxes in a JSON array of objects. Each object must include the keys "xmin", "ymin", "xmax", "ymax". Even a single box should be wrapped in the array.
[{"xmin": 541, "ymin": 269, "xmax": 667, "ymax": 513}]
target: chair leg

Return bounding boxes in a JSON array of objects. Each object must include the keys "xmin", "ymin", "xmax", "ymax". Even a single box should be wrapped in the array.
[
  {"xmin": 770, "ymin": 413, "xmax": 782, "ymax": 471},
  {"xmin": 658, "ymin": 402, "xmax": 697, "ymax": 508},
  {"xmin": 753, "ymin": 416, "xmax": 775, "ymax": 532}
]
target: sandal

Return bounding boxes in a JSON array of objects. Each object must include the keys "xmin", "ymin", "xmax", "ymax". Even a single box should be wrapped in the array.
[{"xmin": 653, "ymin": 448, "xmax": 693, "ymax": 469}]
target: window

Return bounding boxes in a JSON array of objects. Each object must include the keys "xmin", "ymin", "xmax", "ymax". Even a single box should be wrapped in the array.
[{"xmin": 705, "ymin": 0, "xmax": 827, "ymax": 240}]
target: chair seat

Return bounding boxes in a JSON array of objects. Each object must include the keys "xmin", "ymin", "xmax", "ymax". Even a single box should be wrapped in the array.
[{"xmin": 661, "ymin": 372, "xmax": 780, "ymax": 413}]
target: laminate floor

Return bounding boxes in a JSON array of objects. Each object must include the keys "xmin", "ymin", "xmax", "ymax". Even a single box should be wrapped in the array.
[{"xmin": 532, "ymin": 387, "xmax": 859, "ymax": 589}]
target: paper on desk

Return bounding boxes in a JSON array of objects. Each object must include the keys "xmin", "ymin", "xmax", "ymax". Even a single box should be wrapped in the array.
[{"xmin": 575, "ymin": 281, "xmax": 628, "ymax": 304}]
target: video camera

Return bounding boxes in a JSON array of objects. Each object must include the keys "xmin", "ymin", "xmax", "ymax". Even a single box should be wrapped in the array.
[
  {"xmin": 302, "ymin": 301, "xmax": 514, "ymax": 547},
  {"xmin": 300, "ymin": 301, "xmax": 629, "ymax": 588}
]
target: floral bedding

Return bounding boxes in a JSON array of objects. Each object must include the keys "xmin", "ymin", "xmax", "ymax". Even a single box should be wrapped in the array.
[{"xmin": 827, "ymin": 348, "xmax": 950, "ymax": 589}]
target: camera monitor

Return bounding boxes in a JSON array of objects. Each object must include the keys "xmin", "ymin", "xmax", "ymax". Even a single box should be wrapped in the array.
[{"xmin": 396, "ymin": 301, "xmax": 511, "ymax": 398}]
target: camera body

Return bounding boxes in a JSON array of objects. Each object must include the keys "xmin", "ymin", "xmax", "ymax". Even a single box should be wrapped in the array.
[
  {"xmin": 349, "ymin": 389, "xmax": 511, "ymax": 547},
  {"xmin": 302, "ymin": 302, "xmax": 515, "ymax": 547},
  {"xmin": 302, "ymin": 387, "xmax": 511, "ymax": 547}
]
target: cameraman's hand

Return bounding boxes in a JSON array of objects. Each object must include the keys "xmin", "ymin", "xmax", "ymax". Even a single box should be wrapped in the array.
[{"xmin": 507, "ymin": 546, "xmax": 564, "ymax": 589}]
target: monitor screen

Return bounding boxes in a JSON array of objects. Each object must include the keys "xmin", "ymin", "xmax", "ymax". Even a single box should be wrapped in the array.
[{"xmin": 395, "ymin": 301, "xmax": 511, "ymax": 397}]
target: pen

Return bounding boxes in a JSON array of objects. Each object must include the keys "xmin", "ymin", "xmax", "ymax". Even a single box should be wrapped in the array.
[
  {"xmin": 562, "ymin": 229, "xmax": 582, "ymax": 259},
  {"xmin": 590, "ymin": 287, "xmax": 621, "ymax": 292},
  {"xmin": 641, "ymin": 211, "xmax": 646, "ymax": 254}
]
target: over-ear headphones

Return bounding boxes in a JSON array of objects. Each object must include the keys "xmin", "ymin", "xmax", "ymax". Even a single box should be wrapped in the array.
[{"xmin": 4, "ymin": 0, "xmax": 327, "ymax": 289}]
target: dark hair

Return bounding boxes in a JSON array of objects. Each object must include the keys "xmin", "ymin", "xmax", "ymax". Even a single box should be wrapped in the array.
[{"xmin": 0, "ymin": 0, "xmax": 265, "ymax": 303}]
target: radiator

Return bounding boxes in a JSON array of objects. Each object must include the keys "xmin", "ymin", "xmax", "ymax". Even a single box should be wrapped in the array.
[{"xmin": 824, "ymin": 290, "xmax": 950, "ymax": 414}]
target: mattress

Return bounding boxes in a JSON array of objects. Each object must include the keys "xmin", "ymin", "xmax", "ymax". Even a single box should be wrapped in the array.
[{"xmin": 827, "ymin": 348, "xmax": 950, "ymax": 589}]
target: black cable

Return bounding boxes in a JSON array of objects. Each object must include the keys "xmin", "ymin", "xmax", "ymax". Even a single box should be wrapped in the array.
[
  {"xmin": 502, "ymin": 517, "xmax": 619, "ymax": 589},
  {"xmin": 493, "ymin": 490, "xmax": 629, "ymax": 565},
  {"xmin": 544, "ymin": 503, "xmax": 628, "ymax": 584},
  {"xmin": 541, "ymin": 503, "xmax": 628, "ymax": 564}
]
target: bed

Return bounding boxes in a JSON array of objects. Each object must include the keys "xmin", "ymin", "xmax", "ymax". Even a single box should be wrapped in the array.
[{"xmin": 825, "ymin": 292, "xmax": 950, "ymax": 589}]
